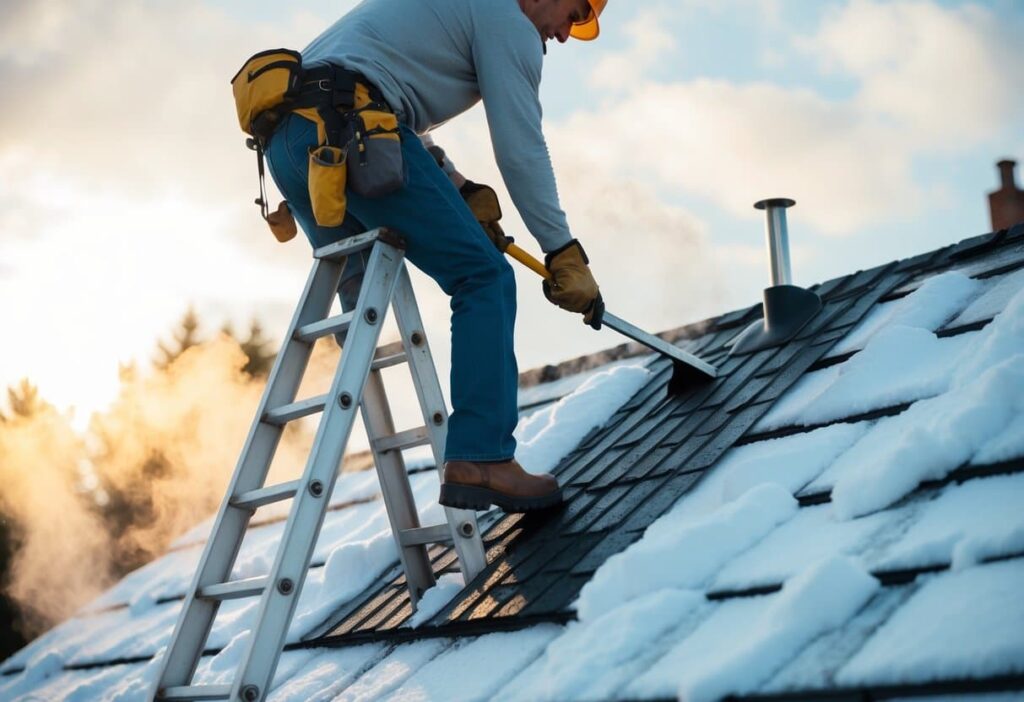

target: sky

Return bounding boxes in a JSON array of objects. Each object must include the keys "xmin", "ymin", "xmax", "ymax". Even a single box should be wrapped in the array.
[{"xmin": 1, "ymin": 0, "xmax": 1023, "ymax": 428}]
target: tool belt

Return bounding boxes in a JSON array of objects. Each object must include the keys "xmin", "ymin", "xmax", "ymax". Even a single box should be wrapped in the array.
[{"xmin": 231, "ymin": 49, "xmax": 404, "ymax": 240}]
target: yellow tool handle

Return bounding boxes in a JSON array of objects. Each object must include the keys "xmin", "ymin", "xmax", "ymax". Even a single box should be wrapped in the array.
[{"xmin": 505, "ymin": 242, "xmax": 553, "ymax": 281}]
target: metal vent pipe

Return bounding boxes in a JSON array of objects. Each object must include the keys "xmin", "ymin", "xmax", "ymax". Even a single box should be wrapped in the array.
[
  {"xmin": 755, "ymin": 197, "xmax": 796, "ymax": 286},
  {"xmin": 729, "ymin": 196, "xmax": 821, "ymax": 355}
]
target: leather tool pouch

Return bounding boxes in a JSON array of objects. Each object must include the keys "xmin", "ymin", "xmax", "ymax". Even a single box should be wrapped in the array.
[
  {"xmin": 308, "ymin": 145, "xmax": 349, "ymax": 227},
  {"xmin": 347, "ymin": 85, "xmax": 404, "ymax": 198}
]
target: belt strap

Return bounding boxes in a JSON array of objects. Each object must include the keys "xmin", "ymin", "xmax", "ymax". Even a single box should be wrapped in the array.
[{"xmin": 296, "ymin": 64, "xmax": 388, "ymax": 107}]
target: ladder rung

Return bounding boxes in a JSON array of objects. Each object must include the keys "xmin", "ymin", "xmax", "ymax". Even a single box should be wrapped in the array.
[
  {"xmin": 264, "ymin": 395, "xmax": 327, "ymax": 425},
  {"xmin": 371, "ymin": 426, "xmax": 430, "ymax": 453},
  {"xmin": 197, "ymin": 576, "xmax": 268, "ymax": 601},
  {"xmin": 159, "ymin": 685, "xmax": 232, "ymax": 701},
  {"xmin": 371, "ymin": 341, "xmax": 407, "ymax": 370},
  {"xmin": 231, "ymin": 480, "xmax": 300, "ymax": 511},
  {"xmin": 399, "ymin": 523, "xmax": 453, "ymax": 547},
  {"xmin": 294, "ymin": 311, "xmax": 354, "ymax": 344}
]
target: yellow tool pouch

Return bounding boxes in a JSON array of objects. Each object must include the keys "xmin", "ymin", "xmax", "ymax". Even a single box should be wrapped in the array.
[
  {"xmin": 308, "ymin": 145, "xmax": 349, "ymax": 227},
  {"xmin": 348, "ymin": 84, "xmax": 405, "ymax": 198},
  {"xmin": 231, "ymin": 49, "xmax": 303, "ymax": 139}
]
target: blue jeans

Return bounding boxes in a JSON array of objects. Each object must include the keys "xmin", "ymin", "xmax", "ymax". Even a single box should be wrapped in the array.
[{"xmin": 265, "ymin": 112, "xmax": 519, "ymax": 461}]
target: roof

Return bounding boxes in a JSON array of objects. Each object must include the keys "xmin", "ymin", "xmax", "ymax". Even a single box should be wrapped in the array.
[{"xmin": 2, "ymin": 222, "xmax": 1024, "ymax": 701}]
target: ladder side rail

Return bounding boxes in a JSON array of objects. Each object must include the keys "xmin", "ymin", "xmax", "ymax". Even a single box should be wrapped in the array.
[
  {"xmin": 152, "ymin": 256, "xmax": 344, "ymax": 697},
  {"xmin": 360, "ymin": 369, "xmax": 436, "ymax": 605},
  {"xmin": 390, "ymin": 266, "xmax": 488, "ymax": 583},
  {"xmin": 229, "ymin": 239, "xmax": 406, "ymax": 702}
]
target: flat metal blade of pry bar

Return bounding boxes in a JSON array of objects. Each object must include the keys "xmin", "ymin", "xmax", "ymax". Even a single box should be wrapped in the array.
[{"xmin": 601, "ymin": 311, "xmax": 717, "ymax": 393}]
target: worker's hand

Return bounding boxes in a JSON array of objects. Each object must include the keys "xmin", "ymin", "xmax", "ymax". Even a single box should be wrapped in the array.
[
  {"xmin": 460, "ymin": 180, "xmax": 513, "ymax": 252},
  {"xmin": 543, "ymin": 240, "xmax": 604, "ymax": 329}
]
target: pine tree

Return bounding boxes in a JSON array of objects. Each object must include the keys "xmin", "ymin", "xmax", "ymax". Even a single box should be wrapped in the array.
[
  {"xmin": 222, "ymin": 319, "xmax": 277, "ymax": 378},
  {"xmin": 155, "ymin": 307, "xmax": 202, "ymax": 369},
  {"xmin": 5, "ymin": 379, "xmax": 47, "ymax": 419},
  {"xmin": 239, "ymin": 320, "xmax": 276, "ymax": 378}
]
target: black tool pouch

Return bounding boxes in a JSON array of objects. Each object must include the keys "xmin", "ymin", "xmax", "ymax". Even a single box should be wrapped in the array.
[{"xmin": 347, "ymin": 85, "xmax": 405, "ymax": 198}]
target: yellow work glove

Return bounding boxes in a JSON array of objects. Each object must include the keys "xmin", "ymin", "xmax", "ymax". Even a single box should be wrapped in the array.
[
  {"xmin": 543, "ymin": 240, "xmax": 604, "ymax": 329},
  {"xmin": 459, "ymin": 181, "xmax": 514, "ymax": 253}
]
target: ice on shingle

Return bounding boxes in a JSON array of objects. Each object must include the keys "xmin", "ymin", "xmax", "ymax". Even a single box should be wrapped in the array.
[
  {"xmin": 194, "ymin": 643, "xmax": 316, "ymax": 692},
  {"xmin": 830, "ymin": 353, "xmax": 1024, "ymax": 519},
  {"xmin": 948, "ymin": 267, "xmax": 1024, "ymax": 328},
  {"xmin": 679, "ymin": 422, "xmax": 871, "ymax": 520},
  {"xmin": 516, "ymin": 356, "xmax": 654, "ymax": 411},
  {"xmin": 266, "ymin": 643, "xmax": 385, "ymax": 702},
  {"xmin": 330, "ymin": 638, "xmax": 449, "ymax": 702},
  {"xmin": 974, "ymin": 413, "xmax": 1024, "ymax": 464},
  {"xmin": 753, "ymin": 276, "xmax": 1018, "ymax": 433},
  {"xmin": 676, "ymin": 557, "xmax": 880, "ymax": 702},
  {"xmin": 710, "ymin": 503, "xmax": 894, "ymax": 591},
  {"xmin": 627, "ymin": 593, "xmax": 764, "ymax": 698},
  {"xmin": 830, "ymin": 271, "xmax": 982, "ymax": 356},
  {"xmin": 1, "ymin": 661, "xmax": 145, "ymax": 702},
  {"xmin": 168, "ymin": 468, "xmax": 384, "ymax": 551},
  {"xmin": 84, "ymin": 545, "xmax": 202, "ymax": 611},
  {"xmin": 871, "ymin": 474, "xmax": 1024, "ymax": 572},
  {"xmin": 764, "ymin": 586, "xmax": 915, "ymax": 693},
  {"xmin": 792, "ymin": 326, "xmax": 972, "ymax": 426},
  {"xmin": 515, "ymin": 363, "xmax": 651, "ymax": 474},
  {"xmin": 576, "ymin": 483, "xmax": 797, "ymax": 621},
  {"xmin": 406, "ymin": 573, "xmax": 464, "ymax": 628},
  {"xmin": 504, "ymin": 591, "xmax": 706, "ymax": 702},
  {"xmin": 387, "ymin": 626, "xmax": 560, "ymax": 701},
  {"xmin": 289, "ymin": 530, "xmax": 399, "ymax": 638},
  {"xmin": 70, "ymin": 600, "xmax": 182, "ymax": 665},
  {"xmin": 750, "ymin": 366, "xmax": 840, "ymax": 432},
  {"xmin": 837, "ymin": 559, "xmax": 1024, "ymax": 685}
]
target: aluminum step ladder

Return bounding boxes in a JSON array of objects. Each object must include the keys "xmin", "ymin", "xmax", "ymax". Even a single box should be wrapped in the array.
[{"xmin": 151, "ymin": 228, "xmax": 488, "ymax": 702}]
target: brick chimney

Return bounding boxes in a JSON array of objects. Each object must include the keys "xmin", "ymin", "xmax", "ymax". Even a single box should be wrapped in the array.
[{"xmin": 988, "ymin": 159, "xmax": 1024, "ymax": 231}]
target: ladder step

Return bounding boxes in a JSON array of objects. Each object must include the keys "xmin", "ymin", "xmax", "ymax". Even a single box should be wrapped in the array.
[
  {"xmin": 371, "ymin": 341, "xmax": 407, "ymax": 370},
  {"xmin": 264, "ymin": 394, "xmax": 327, "ymax": 425},
  {"xmin": 197, "ymin": 576, "xmax": 268, "ymax": 601},
  {"xmin": 294, "ymin": 311, "xmax": 355, "ymax": 344},
  {"xmin": 231, "ymin": 480, "xmax": 300, "ymax": 511},
  {"xmin": 371, "ymin": 426, "xmax": 430, "ymax": 453},
  {"xmin": 159, "ymin": 684, "xmax": 233, "ymax": 701},
  {"xmin": 399, "ymin": 523, "xmax": 453, "ymax": 547},
  {"xmin": 159, "ymin": 685, "xmax": 232, "ymax": 701},
  {"xmin": 314, "ymin": 228, "xmax": 383, "ymax": 261}
]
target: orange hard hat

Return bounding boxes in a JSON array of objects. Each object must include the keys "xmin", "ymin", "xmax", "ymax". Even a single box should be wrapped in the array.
[{"xmin": 570, "ymin": 0, "xmax": 606, "ymax": 41}]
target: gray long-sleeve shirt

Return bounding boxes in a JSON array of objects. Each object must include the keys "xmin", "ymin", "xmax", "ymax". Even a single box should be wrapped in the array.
[{"xmin": 303, "ymin": 0, "xmax": 573, "ymax": 253}]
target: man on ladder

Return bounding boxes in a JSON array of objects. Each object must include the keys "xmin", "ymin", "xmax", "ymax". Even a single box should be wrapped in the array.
[{"xmin": 264, "ymin": 0, "xmax": 609, "ymax": 513}]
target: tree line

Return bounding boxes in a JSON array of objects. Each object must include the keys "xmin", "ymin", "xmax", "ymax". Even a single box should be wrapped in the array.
[{"xmin": 0, "ymin": 308, "xmax": 277, "ymax": 661}]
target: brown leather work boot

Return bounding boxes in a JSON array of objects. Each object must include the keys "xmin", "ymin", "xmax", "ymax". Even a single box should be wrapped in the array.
[{"xmin": 439, "ymin": 459, "xmax": 563, "ymax": 513}]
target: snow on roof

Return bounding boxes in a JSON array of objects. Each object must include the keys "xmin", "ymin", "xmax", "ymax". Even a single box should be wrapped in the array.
[{"xmin": 2, "ymin": 224, "xmax": 1024, "ymax": 701}]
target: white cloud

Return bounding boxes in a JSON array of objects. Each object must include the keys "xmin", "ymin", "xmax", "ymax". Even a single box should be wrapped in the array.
[
  {"xmin": 554, "ymin": 79, "xmax": 922, "ymax": 236},
  {"xmin": 802, "ymin": 0, "xmax": 1024, "ymax": 146},
  {"xmin": 562, "ymin": 0, "xmax": 1024, "ymax": 237},
  {"xmin": 588, "ymin": 6, "xmax": 676, "ymax": 92}
]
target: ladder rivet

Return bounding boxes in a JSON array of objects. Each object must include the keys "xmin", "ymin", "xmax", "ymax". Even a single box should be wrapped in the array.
[
  {"xmin": 432, "ymin": 412, "xmax": 444, "ymax": 425},
  {"xmin": 339, "ymin": 392, "xmax": 353, "ymax": 409},
  {"xmin": 241, "ymin": 685, "xmax": 260, "ymax": 701},
  {"xmin": 278, "ymin": 578, "xmax": 294, "ymax": 595},
  {"xmin": 411, "ymin": 331, "xmax": 424, "ymax": 346},
  {"xmin": 365, "ymin": 308, "xmax": 379, "ymax": 324},
  {"xmin": 309, "ymin": 480, "xmax": 324, "ymax": 497},
  {"xmin": 459, "ymin": 521, "xmax": 475, "ymax": 538}
]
